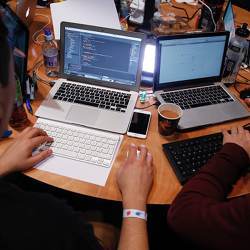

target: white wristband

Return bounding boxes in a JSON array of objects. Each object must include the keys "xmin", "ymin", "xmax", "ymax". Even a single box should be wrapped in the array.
[{"xmin": 123, "ymin": 209, "xmax": 147, "ymax": 221}]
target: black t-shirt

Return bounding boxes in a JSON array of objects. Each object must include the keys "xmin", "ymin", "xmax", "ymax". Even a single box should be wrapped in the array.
[{"xmin": 0, "ymin": 179, "xmax": 103, "ymax": 250}]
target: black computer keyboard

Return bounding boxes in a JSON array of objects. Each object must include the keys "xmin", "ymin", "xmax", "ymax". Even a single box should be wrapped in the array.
[
  {"xmin": 162, "ymin": 133, "xmax": 223, "ymax": 184},
  {"xmin": 53, "ymin": 82, "xmax": 131, "ymax": 113}
]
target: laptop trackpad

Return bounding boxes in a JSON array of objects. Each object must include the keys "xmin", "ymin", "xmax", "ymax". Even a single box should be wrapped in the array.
[{"xmin": 66, "ymin": 105, "xmax": 99, "ymax": 125}]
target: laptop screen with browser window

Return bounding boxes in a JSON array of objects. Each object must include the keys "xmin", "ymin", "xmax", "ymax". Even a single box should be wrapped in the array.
[
  {"xmin": 158, "ymin": 34, "xmax": 227, "ymax": 85},
  {"xmin": 63, "ymin": 27, "xmax": 142, "ymax": 87}
]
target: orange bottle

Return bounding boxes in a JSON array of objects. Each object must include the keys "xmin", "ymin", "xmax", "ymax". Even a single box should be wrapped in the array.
[{"xmin": 9, "ymin": 75, "xmax": 28, "ymax": 129}]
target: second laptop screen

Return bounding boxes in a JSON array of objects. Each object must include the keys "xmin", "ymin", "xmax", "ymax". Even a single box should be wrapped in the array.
[
  {"xmin": 63, "ymin": 27, "xmax": 142, "ymax": 86},
  {"xmin": 158, "ymin": 35, "xmax": 227, "ymax": 85}
]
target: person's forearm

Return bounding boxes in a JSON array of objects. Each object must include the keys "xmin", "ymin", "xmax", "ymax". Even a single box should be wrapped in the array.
[
  {"xmin": 118, "ymin": 203, "xmax": 149, "ymax": 250},
  {"xmin": 167, "ymin": 143, "xmax": 250, "ymax": 249},
  {"xmin": 168, "ymin": 143, "xmax": 249, "ymax": 221},
  {"xmin": 118, "ymin": 218, "xmax": 148, "ymax": 250},
  {"xmin": 197, "ymin": 143, "xmax": 249, "ymax": 196},
  {"xmin": 179, "ymin": 143, "xmax": 250, "ymax": 200}
]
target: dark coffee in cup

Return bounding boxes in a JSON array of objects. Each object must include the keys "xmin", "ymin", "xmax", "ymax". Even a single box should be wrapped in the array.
[
  {"xmin": 158, "ymin": 103, "xmax": 183, "ymax": 136},
  {"xmin": 160, "ymin": 110, "xmax": 179, "ymax": 119}
]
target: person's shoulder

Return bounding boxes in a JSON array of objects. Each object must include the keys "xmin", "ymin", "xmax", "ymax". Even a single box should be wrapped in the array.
[
  {"xmin": 0, "ymin": 179, "xmax": 92, "ymax": 235},
  {"xmin": 0, "ymin": 178, "xmax": 77, "ymax": 219},
  {"xmin": 0, "ymin": 179, "xmax": 102, "ymax": 250}
]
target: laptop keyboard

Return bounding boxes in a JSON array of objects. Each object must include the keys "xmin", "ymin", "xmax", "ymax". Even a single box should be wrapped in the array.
[
  {"xmin": 160, "ymin": 85, "xmax": 234, "ymax": 110},
  {"xmin": 53, "ymin": 82, "xmax": 131, "ymax": 112},
  {"xmin": 34, "ymin": 119, "xmax": 122, "ymax": 168}
]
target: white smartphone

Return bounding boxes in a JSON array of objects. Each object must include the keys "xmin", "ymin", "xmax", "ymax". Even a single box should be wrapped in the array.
[{"xmin": 127, "ymin": 109, "xmax": 151, "ymax": 139}]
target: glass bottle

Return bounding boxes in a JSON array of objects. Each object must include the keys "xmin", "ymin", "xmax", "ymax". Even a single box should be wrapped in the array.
[
  {"xmin": 119, "ymin": 0, "xmax": 129, "ymax": 31},
  {"xmin": 9, "ymin": 75, "xmax": 28, "ymax": 129},
  {"xmin": 223, "ymin": 23, "xmax": 250, "ymax": 84},
  {"xmin": 42, "ymin": 28, "xmax": 59, "ymax": 77}
]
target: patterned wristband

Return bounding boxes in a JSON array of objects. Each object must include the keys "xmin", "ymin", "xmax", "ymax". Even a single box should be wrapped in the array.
[{"xmin": 123, "ymin": 209, "xmax": 147, "ymax": 221}]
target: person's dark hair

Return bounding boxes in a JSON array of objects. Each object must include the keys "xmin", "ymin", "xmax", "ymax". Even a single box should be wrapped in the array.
[{"xmin": 0, "ymin": 14, "xmax": 11, "ymax": 87}]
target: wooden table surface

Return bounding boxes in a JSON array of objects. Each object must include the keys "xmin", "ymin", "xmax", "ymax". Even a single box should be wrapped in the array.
[{"xmin": 1, "ymin": 2, "xmax": 250, "ymax": 204}]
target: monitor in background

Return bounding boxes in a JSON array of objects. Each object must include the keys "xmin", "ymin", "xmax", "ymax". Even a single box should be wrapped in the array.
[
  {"xmin": 223, "ymin": 0, "xmax": 235, "ymax": 41},
  {"xmin": 0, "ymin": 0, "xmax": 29, "ymax": 96}
]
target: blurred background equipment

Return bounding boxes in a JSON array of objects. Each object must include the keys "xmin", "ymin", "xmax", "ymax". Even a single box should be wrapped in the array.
[
  {"xmin": 198, "ymin": 0, "xmax": 225, "ymax": 32},
  {"xmin": 16, "ymin": 0, "xmax": 36, "ymax": 26},
  {"xmin": 0, "ymin": 0, "xmax": 29, "ymax": 97}
]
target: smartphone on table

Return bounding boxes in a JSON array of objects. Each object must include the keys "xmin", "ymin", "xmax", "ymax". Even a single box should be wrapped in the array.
[{"xmin": 127, "ymin": 109, "xmax": 151, "ymax": 139}]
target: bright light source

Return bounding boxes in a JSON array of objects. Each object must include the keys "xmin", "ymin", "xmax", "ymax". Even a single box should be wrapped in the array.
[
  {"xmin": 142, "ymin": 44, "xmax": 156, "ymax": 73},
  {"xmin": 25, "ymin": 7, "xmax": 30, "ymax": 18}
]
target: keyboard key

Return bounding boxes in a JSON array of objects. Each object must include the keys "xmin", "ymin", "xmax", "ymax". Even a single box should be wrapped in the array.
[{"xmin": 74, "ymin": 99, "xmax": 99, "ymax": 107}]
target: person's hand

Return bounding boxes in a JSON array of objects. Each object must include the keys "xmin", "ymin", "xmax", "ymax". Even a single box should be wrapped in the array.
[
  {"xmin": 223, "ymin": 126, "xmax": 250, "ymax": 159},
  {"xmin": 0, "ymin": 127, "xmax": 53, "ymax": 175},
  {"xmin": 117, "ymin": 144, "xmax": 153, "ymax": 210}
]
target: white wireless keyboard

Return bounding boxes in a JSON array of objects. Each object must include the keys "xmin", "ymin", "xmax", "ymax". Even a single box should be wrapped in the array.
[{"xmin": 34, "ymin": 118, "xmax": 122, "ymax": 168}]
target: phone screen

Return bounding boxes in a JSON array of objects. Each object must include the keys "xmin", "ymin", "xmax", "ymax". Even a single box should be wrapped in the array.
[{"xmin": 128, "ymin": 112, "xmax": 150, "ymax": 135}]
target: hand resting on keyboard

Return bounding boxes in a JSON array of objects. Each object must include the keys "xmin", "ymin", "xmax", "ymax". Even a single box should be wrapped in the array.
[{"xmin": 163, "ymin": 123, "xmax": 250, "ymax": 184}]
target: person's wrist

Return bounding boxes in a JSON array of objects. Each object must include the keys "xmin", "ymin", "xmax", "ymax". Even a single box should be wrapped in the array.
[
  {"xmin": 123, "ymin": 209, "xmax": 147, "ymax": 221},
  {"xmin": 122, "ymin": 196, "xmax": 147, "ymax": 211}
]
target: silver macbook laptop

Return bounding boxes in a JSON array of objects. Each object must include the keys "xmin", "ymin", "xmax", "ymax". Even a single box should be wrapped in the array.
[
  {"xmin": 154, "ymin": 31, "xmax": 249, "ymax": 131},
  {"xmin": 36, "ymin": 22, "xmax": 146, "ymax": 134}
]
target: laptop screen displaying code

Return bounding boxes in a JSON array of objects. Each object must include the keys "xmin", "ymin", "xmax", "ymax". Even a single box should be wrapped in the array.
[
  {"xmin": 158, "ymin": 35, "xmax": 227, "ymax": 86},
  {"xmin": 63, "ymin": 27, "xmax": 142, "ymax": 86}
]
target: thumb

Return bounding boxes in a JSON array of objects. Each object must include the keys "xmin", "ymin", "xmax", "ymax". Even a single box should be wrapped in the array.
[
  {"xmin": 222, "ymin": 129, "xmax": 229, "ymax": 138},
  {"xmin": 25, "ymin": 149, "xmax": 53, "ymax": 168}
]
